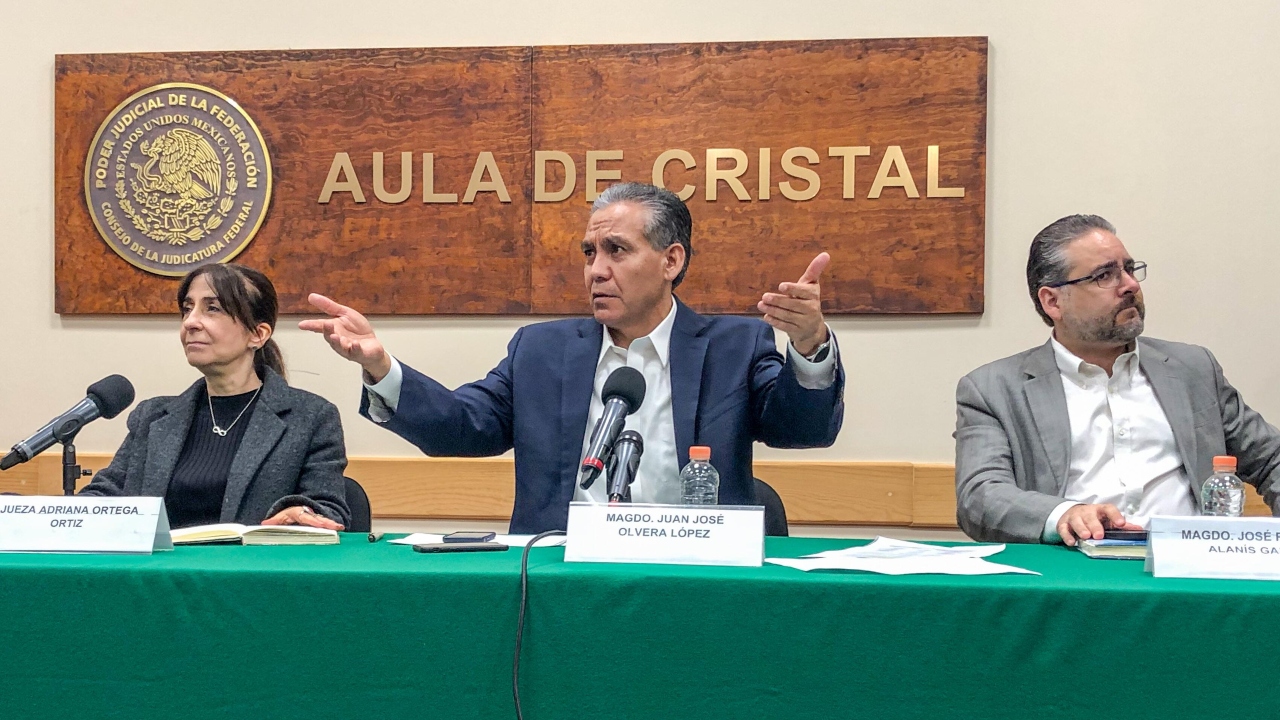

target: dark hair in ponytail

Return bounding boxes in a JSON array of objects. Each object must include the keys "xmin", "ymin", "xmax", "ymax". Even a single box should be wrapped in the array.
[{"xmin": 177, "ymin": 263, "xmax": 286, "ymax": 381}]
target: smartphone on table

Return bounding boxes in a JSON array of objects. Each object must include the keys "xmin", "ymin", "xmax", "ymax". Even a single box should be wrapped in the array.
[
  {"xmin": 413, "ymin": 542, "xmax": 509, "ymax": 553},
  {"xmin": 443, "ymin": 531, "xmax": 497, "ymax": 543}
]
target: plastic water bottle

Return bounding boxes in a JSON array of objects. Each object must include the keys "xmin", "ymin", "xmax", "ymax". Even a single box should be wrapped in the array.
[
  {"xmin": 680, "ymin": 446, "xmax": 720, "ymax": 505},
  {"xmin": 1200, "ymin": 455, "xmax": 1245, "ymax": 516}
]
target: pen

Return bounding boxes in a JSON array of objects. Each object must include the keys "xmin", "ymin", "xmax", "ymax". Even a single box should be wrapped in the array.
[{"xmin": 368, "ymin": 532, "xmax": 385, "ymax": 543}]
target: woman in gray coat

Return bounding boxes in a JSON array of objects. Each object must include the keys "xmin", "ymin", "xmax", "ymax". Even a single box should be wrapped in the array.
[{"xmin": 81, "ymin": 264, "xmax": 350, "ymax": 530}]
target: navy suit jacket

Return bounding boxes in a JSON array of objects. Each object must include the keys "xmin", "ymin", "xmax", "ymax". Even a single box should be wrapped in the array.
[{"xmin": 362, "ymin": 300, "xmax": 845, "ymax": 533}]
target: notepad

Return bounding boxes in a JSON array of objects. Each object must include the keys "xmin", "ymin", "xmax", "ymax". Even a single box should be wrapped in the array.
[
  {"xmin": 170, "ymin": 523, "xmax": 339, "ymax": 546},
  {"xmin": 1077, "ymin": 538, "xmax": 1147, "ymax": 560}
]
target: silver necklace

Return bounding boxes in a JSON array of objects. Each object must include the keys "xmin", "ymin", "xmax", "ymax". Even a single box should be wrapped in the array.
[{"xmin": 208, "ymin": 385, "xmax": 261, "ymax": 437}]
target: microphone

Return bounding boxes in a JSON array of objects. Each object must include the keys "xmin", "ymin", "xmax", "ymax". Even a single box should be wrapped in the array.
[
  {"xmin": 607, "ymin": 430, "xmax": 644, "ymax": 503},
  {"xmin": 579, "ymin": 367, "xmax": 646, "ymax": 490},
  {"xmin": 0, "ymin": 375, "xmax": 135, "ymax": 471}
]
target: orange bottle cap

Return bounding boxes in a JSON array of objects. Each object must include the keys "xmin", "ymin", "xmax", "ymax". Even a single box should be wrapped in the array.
[
  {"xmin": 1212, "ymin": 455, "xmax": 1237, "ymax": 469},
  {"xmin": 689, "ymin": 446, "xmax": 711, "ymax": 461}
]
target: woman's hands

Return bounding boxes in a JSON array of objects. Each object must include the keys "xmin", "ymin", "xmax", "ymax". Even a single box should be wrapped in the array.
[{"xmin": 262, "ymin": 505, "xmax": 345, "ymax": 530}]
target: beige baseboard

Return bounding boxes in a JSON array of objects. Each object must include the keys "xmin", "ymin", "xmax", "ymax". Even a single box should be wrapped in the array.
[{"xmin": 2, "ymin": 454, "xmax": 1269, "ymax": 526}]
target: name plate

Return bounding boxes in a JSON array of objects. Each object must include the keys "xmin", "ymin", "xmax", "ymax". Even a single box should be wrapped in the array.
[
  {"xmin": 564, "ymin": 502, "xmax": 764, "ymax": 567},
  {"xmin": 0, "ymin": 496, "xmax": 173, "ymax": 554},
  {"xmin": 1147, "ymin": 515, "xmax": 1280, "ymax": 580}
]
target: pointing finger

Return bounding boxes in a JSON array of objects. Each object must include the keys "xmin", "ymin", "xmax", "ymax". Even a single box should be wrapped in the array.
[
  {"xmin": 797, "ymin": 252, "xmax": 831, "ymax": 284},
  {"xmin": 760, "ymin": 293, "xmax": 811, "ymax": 314},
  {"xmin": 298, "ymin": 318, "xmax": 332, "ymax": 333},
  {"xmin": 776, "ymin": 282, "xmax": 820, "ymax": 300},
  {"xmin": 307, "ymin": 293, "xmax": 352, "ymax": 318}
]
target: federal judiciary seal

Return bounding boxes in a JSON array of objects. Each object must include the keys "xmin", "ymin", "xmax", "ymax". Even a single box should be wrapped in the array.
[{"xmin": 84, "ymin": 83, "xmax": 271, "ymax": 276}]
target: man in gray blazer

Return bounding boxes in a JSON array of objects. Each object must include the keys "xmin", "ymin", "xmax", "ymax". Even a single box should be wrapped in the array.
[{"xmin": 955, "ymin": 214, "xmax": 1280, "ymax": 544}]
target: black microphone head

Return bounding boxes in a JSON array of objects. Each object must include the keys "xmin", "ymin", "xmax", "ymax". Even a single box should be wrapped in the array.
[
  {"xmin": 86, "ymin": 375, "xmax": 135, "ymax": 419},
  {"xmin": 616, "ymin": 429, "xmax": 643, "ymax": 453},
  {"xmin": 602, "ymin": 367, "xmax": 646, "ymax": 413}
]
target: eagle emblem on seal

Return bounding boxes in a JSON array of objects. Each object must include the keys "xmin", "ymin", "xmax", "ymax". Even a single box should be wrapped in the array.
[{"xmin": 124, "ymin": 127, "xmax": 234, "ymax": 246}]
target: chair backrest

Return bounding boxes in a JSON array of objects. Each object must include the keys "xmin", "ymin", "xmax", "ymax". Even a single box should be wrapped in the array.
[
  {"xmin": 753, "ymin": 478, "xmax": 789, "ymax": 537},
  {"xmin": 344, "ymin": 476, "xmax": 372, "ymax": 533}
]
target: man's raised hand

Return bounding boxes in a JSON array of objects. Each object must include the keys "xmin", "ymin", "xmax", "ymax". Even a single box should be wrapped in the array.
[
  {"xmin": 758, "ymin": 252, "xmax": 830, "ymax": 357},
  {"xmin": 298, "ymin": 294, "xmax": 393, "ymax": 383}
]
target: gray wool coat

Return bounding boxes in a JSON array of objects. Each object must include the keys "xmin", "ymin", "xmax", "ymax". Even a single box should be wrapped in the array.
[{"xmin": 80, "ymin": 369, "xmax": 351, "ymax": 527}]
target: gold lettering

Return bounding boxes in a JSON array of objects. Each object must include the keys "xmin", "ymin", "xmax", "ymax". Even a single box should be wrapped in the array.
[
  {"xmin": 927, "ymin": 145, "xmax": 965, "ymax": 198},
  {"xmin": 779, "ymin": 147, "xmax": 820, "ymax": 201},
  {"xmin": 422, "ymin": 153, "xmax": 458, "ymax": 203},
  {"xmin": 868, "ymin": 146, "xmax": 919, "ymax": 199},
  {"xmin": 651, "ymin": 149, "xmax": 696, "ymax": 202},
  {"xmin": 705, "ymin": 149, "xmax": 749, "ymax": 201},
  {"xmin": 758, "ymin": 148, "xmax": 771, "ymax": 200},
  {"xmin": 586, "ymin": 150, "xmax": 623, "ymax": 202},
  {"xmin": 318, "ymin": 153, "xmax": 365, "ymax": 204},
  {"xmin": 373, "ymin": 151, "xmax": 413, "ymax": 204},
  {"xmin": 828, "ymin": 146, "xmax": 870, "ymax": 199},
  {"xmin": 462, "ymin": 152, "xmax": 512, "ymax": 203},
  {"xmin": 222, "ymin": 201, "xmax": 254, "ymax": 242},
  {"xmin": 534, "ymin": 151, "xmax": 576, "ymax": 202}
]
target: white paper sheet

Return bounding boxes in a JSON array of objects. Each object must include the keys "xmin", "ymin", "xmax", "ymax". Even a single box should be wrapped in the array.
[
  {"xmin": 806, "ymin": 536, "xmax": 1007, "ymax": 559},
  {"xmin": 765, "ymin": 537, "xmax": 1039, "ymax": 575},
  {"xmin": 389, "ymin": 533, "xmax": 565, "ymax": 548}
]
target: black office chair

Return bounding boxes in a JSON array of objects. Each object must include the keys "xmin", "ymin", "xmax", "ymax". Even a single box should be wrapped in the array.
[
  {"xmin": 754, "ymin": 478, "xmax": 789, "ymax": 537},
  {"xmin": 344, "ymin": 476, "xmax": 372, "ymax": 533}
]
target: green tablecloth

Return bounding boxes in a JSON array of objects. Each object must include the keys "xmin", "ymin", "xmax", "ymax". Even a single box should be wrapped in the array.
[{"xmin": 1, "ymin": 535, "xmax": 1275, "ymax": 719}]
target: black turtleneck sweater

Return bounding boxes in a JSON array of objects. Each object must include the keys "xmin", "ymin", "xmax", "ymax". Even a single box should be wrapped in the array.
[{"xmin": 164, "ymin": 386, "xmax": 260, "ymax": 529}]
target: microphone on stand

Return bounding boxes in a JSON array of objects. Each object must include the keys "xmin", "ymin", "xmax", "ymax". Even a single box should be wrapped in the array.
[
  {"xmin": 579, "ymin": 367, "xmax": 646, "ymax": 490},
  {"xmin": 607, "ymin": 430, "xmax": 644, "ymax": 504},
  {"xmin": 0, "ymin": 375, "xmax": 135, "ymax": 471}
]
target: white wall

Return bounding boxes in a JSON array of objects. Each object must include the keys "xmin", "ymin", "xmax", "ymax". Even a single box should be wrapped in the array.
[{"xmin": 3, "ymin": 0, "xmax": 1278, "ymax": 464}]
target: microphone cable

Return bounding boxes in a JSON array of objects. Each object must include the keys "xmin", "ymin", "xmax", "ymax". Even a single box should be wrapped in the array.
[{"xmin": 512, "ymin": 528, "xmax": 567, "ymax": 720}]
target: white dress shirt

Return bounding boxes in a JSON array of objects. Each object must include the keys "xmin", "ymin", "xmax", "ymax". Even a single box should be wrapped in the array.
[
  {"xmin": 363, "ymin": 298, "xmax": 839, "ymax": 504},
  {"xmin": 1042, "ymin": 336, "xmax": 1197, "ymax": 542}
]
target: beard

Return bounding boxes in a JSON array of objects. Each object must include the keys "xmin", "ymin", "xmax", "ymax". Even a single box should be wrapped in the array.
[{"xmin": 1066, "ymin": 296, "xmax": 1146, "ymax": 344}]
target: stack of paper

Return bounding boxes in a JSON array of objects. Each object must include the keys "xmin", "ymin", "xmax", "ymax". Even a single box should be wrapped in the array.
[{"xmin": 765, "ymin": 537, "xmax": 1038, "ymax": 575}]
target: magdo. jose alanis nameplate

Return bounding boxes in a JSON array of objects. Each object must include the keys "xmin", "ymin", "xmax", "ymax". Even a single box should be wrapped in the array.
[
  {"xmin": 1147, "ymin": 515, "xmax": 1280, "ymax": 580},
  {"xmin": 0, "ymin": 496, "xmax": 173, "ymax": 554},
  {"xmin": 564, "ymin": 502, "xmax": 764, "ymax": 567}
]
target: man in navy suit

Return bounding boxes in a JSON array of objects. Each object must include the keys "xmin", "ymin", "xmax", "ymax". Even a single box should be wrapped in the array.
[{"xmin": 302, "ymin": 182, "xmax": 845, "ymax": 533}]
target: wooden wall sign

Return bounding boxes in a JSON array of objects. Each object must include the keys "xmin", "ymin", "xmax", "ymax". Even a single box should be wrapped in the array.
[{"xmin": 54, "ymin": 38, "xmax": 987, "ymax": 315}]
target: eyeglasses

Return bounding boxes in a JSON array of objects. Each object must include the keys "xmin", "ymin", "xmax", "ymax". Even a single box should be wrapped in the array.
[{"xmin": 1046, "ymin": 261, "xmax": 1147, "ymax": 290}]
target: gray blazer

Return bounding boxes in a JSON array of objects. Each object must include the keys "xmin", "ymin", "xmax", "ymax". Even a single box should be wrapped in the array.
[
  {"xmin": 81, "ymin": 369, "xmax": 351, "ymax": 526},
  {"xmin": 955, "ymin": 337, "xmax": 1280, "ymax": 543}
]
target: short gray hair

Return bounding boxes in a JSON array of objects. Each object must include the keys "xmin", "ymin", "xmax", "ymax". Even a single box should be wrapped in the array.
[
  {"xmin": 1026, "ymin": 214, "xmax": 1117, "ymax": 326},
  {"xmin": 592, "ymin": 182, "xmax": 693, "ymax": 288}
]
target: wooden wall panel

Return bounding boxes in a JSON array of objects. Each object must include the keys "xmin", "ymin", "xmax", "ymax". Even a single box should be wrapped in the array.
[
  {"xmin": 531, "ymin": 38, "xmax": 987, "ymax": 314},
  {"xmin": 346, "ymin": 457, "xmax": 515, "ymax": 519},
  {"xmin": 0, "ymin": 464, "xmax": 41, "ymax": 496},
  {"xmin": 10, "ymin": 455, "xmax": 1269, "ymax": 525},
  {"xmin": 754, "ymin": 461, "xmax": 915, "ymax": 525},
  {"xmin": 55, "ymin": 39, "xmax": 986, "ymax": 315},
  {"xmin": 911, "ymin": 463, "xmax": 961, "ymax": 527},
  {"xmin": 55, "ymin": 48, "xmax": 534, "ymax": 314}
]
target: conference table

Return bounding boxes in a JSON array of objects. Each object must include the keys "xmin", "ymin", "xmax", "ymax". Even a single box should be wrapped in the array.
[{"xmin": 1, "ymin": 535, "xmax": 1274, "ymax": 719}]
